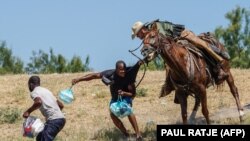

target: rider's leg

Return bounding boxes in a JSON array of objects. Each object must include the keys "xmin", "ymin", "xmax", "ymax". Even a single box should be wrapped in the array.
[{"xmin": 159, "ymin": 68, "xmax": 175, "ymax": 98}]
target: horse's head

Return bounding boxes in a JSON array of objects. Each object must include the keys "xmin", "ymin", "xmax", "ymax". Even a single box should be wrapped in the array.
[
  {"xmin": 140, "ymin": 31, "xmax": 162, "ymax": 62},
  {"xmin": 140, "ymin": 33, "xmax": 176, "ymax": 62},
  {"xmin": 140, "ymin": 44, "xmax": 158, "ymax": 62}
]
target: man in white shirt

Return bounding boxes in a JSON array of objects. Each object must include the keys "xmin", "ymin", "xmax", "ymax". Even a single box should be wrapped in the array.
[{"xmin": 23, "ymin": 76, "xmax": 66, "ymax": 141}]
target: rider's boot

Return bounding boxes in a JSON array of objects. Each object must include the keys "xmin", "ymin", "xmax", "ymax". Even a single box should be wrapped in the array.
[{"xmin": 159, "ymin": 73, "xmax": 175, "ymax": 98}]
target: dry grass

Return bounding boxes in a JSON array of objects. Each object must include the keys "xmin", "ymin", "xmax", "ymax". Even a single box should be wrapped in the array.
[{"xmin": 0, "ymin": 69, "xmax": 250, "ymax": 141}]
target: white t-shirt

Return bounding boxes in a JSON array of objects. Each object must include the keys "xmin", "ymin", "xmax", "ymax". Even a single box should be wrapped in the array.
[{"xmin": 30, "ymin": 86, "xmax": 65, "ymax": 120}]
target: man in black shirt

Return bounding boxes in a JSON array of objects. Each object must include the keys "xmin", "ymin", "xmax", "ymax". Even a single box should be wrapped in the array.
[{"xmin": 72, "ymin": 60, "xmax": 143, "ymax": 140}]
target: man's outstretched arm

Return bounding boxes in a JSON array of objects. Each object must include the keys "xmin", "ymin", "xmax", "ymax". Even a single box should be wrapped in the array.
[{"xmin": 72, "ymin": 72, "xmax": 102, "ymax": 85}]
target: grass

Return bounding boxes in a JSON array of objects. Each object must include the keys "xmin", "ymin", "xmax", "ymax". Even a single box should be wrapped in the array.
[
  {"xmin": 0, "ymin": 69, "xmax": 250, "ymax": 140},
  {"xmin": 136, "ymin": 88, "xmax": 148, "ymax": 97},
  {"xmin": 0, "ymin": 107, "xmax": 21, "ymax": 124}
]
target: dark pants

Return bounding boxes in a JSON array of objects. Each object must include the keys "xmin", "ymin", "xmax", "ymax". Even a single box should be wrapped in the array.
[{"xmin": 36, "ymin": 118, "xmax": 66, "ymax": 141}]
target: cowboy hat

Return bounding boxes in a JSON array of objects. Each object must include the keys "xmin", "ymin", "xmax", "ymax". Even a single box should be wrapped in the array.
[{"xmin": 131, "ymin": 21, "xmax": 144, "ymax": 39}]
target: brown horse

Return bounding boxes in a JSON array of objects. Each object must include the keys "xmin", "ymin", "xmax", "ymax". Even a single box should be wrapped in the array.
[{"xmin": 141, "ymin": 32, "xmax": 244, "ymax": 124}]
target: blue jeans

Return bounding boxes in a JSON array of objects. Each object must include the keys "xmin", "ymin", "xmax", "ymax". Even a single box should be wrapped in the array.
[{"xmin": 36, "ymin": 118, "xmax": 66, "ymax": 141}]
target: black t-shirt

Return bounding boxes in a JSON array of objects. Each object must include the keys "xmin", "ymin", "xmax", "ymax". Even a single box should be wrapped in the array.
[{"xmin": 100, "ymin": 62, "xmax": 140, "ymax": 100}]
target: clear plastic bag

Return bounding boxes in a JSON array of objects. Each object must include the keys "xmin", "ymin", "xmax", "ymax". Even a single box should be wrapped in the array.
[
  {"xmin": 110, "ymin": 96, "xmax": 133, "ymax": 118},
  {"xmin": 23, "ymin": 116, "xmax": 44, "ymax": 138},
  {"xmin": 59, "ymin": 87, "xmax": 74, "ymax": 104}
]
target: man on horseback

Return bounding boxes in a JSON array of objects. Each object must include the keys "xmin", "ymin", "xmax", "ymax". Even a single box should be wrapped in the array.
[{"xmin": 131, "ymin": 19, "xmax": 230, "ymax": 98}]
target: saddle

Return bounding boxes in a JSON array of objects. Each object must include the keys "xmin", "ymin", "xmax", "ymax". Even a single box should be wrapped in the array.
[
  {"xmin": 198, "ymin": 32, "xmax": 230, "ymax": 60},
  {"xmin": 176, "ymin": 34, "xmax": 228, "ymax": 86}
]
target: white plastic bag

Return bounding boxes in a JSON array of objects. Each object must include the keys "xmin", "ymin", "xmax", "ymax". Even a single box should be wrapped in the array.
[{"xmin": 23, "ymin": 116, "xmax": 44, "ymax": 138}]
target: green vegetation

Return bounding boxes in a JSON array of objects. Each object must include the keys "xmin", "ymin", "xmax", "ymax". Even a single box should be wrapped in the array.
[
  {"xmin": 0, "ymin": 43, "xmax": 91, "ymax": 74},
  {"xmin": 0, "ymin": 42, "xmax": 24, "ymax": 74},
  {"xmin": 25, "ymin": 48, "xmax": 91, "ymax": 74},
  {"xmin": 0, "ymin": 107, "xmax": 21, "ymax": 124},
  {"xmin": 146, "ymin": 56, "xmax": 165, "ymax": 71},
  {"xmin": 215, "ymin": 6, "xmax": 250, "ymax": 68},
  {"xmin": 136, "ymin": 88, "xmax": 148, "ymax": 97}
]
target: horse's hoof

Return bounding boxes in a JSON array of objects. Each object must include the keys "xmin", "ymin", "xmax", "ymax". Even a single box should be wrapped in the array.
[
  {"xmin": 239, "ymin": 110, "xmax": 245, "ymax": 123},
  {"xmin": 240, "ymin": 116, "xmax": 245, "ymax": 124}
]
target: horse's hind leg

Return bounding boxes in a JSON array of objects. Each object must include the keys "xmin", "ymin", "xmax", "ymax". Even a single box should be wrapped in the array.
[
  {"xmin": 226, "ymin": 71, "xmax": 244, "ymax": 122},
  {"xmin": 189, "ymin": 95, "xmax": 201, "ymax": 124}
]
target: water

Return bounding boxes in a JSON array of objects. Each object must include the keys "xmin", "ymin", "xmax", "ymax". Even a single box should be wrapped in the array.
[{"xmin": 59, "ymin": 88, "xmax": 74, "ymax": 104}]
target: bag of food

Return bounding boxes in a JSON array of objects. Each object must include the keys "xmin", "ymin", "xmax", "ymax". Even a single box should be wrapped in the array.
[
  {"xmin": 110, "ymin": 96, "xmax": 133, "ymax": 118},
  {"xmin": 23, "ymin": 116, "xmax": 44, "ymax": 138},
  {"xmin": 59, "ymin": 86, "xmax": 74, "ymax": 104}
]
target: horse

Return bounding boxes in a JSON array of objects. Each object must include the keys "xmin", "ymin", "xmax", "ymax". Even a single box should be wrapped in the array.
[{"xmin": 140, "ymin": 31, "xmax": 244, "ymax": 124}]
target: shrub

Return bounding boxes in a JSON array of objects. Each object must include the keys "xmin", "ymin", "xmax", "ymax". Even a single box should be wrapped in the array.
[
  {"xmin": 0, "ymin": 107, "xmax": 21, "ymax": 124},
  {"xmin": 136, "ymin": 88, "xmax": 148, "ymax": 97}
]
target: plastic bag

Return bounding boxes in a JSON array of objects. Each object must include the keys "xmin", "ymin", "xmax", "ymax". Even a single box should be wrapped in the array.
[
  {"xmin": 59, "ymin": 87, "xmax": 74, "ymax": 104},
  {"xmin": 23, "ymin": 116, "xmax": 44, "ymax": 138},
  {"xmin": 110, "ymin": 96, "xmax": 133, "ymax": 118}
]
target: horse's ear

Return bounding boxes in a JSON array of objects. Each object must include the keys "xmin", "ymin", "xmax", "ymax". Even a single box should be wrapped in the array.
[{"xmin": 151, "ymin": 23, "xmax": 158, "ymax": 31}]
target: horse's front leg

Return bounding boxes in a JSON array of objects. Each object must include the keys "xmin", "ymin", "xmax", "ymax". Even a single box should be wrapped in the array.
[
  {"xmin": 176, "ymin": 89, "xmax": 188, "ymax": 124},
  {"xmin": 189, "ymin": 95, "xmax": 201, "ymax": 124}
]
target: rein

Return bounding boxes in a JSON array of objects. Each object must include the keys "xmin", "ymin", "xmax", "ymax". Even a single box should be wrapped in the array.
[{"xmin": 129, "ymin": 42, "xmax": 147, "ymax": 88}]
